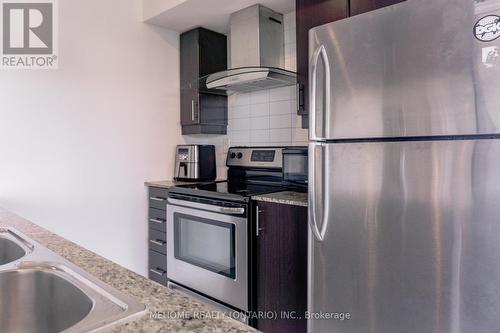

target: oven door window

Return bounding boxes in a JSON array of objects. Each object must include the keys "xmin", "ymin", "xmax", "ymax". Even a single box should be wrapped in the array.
[{"xmin": 174, "ymin": 213, "xmax": 236, "ymax": 279}]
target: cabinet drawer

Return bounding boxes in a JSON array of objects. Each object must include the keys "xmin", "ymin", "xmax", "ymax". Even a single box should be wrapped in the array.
[
  {"xmin": 149, "ymin": 270, "xmax": 167, "ymax": 285},
  {"xmin": 149, "ymin": 249, "xmax": 167, "ymax": 271},
  {"xmin": 149, "ymin": 187, "xmax": 169, "ymax": 210},
  {"xmin": 149, "ymin": 229, "xmax": 167, "ymax": 254},
  {"xmin": 149, "ymin": 269, "xmax": 167, "ymax": 285},
  {"xmin": 149, "ymin": 208, "xmax": 166, "ymax": 232},
  {"xmin": 149, "ymin": 250, "xmax": 167, "ymax": 285}
]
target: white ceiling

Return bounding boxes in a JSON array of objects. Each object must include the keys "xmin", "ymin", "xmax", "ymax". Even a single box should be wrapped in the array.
[{"xmin": 143, "ymin": 0, "xmax": 295, "ymax": 34}]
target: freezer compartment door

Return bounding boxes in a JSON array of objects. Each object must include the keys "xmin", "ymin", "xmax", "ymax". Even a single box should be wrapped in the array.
[
  {"xmin": 309, "ymin": 139, "xmax": 500, "ymax": 333},
  {"xmin": 309, "ymin": 0, "xmax": 500, "ymax": 140}
]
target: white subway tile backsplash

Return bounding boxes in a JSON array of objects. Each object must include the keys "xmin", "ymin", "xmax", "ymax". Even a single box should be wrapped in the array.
[
  {"xmin": 251, "ymin": 116, "xmax": 270, "ymax": 130},
  {"xmin": 270, "ymin": 114, "xmax": 293, "ymax": 129},
  {"xmin": 251, "ymin": 129, "xmax": 270, "ymax": 143},
  {"xmin": 229, "ymin": 130, "xmax": 250, "ymax": 143},
  {"xmin": 285, "ymin": 31, "xmax": 296, "ymax": 46},
  {"xmin": 284, "ymin": 33, "xmax": 292, "ymax": 46},
  {"xmin": 230, "ymin": 93, "xmax": 251, "ymax": 107},
  {"xmin": 228, "ymin": 117, "xmax": 250, "ymax": 131},
  {"xmin": 284, "ymin": 58, "xmax": 291, "ymax": 72},
  {"xmin": 286, "ymin": 54, "xmax": 297, "ymax": 72},
  {"xmin": 285, "ymin": 43, "xmax": 294, "ymax": 59},
  {"xmin": 270, "ymin": 86, "xmax": 292, "ymax": 102},
  {"xmin": 270, "ymin": 100, "xmax": 292, "ymax": 115},
  {"xmin": 270, "ymin": 128, "xmax": 292, "ymax": 143},
  {"xmin": 229, "ymin": 105, "xmax": 251, "ymax": 119},
  {"xmin": 290, "ymin": 97, "xmax": 298, "ymax": 114},
  {"xmin": 250, "ymin": 103, "xmax": 270, "ymax": 117},
  {"xmin": 250, "ymin": 90, "xmax": 270, "ymax": 104}
]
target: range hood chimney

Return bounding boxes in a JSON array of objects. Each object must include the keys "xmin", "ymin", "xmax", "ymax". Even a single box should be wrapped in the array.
[{"xmin": 206, "ymin": 5, "xmax": 297, "ymax": 93}]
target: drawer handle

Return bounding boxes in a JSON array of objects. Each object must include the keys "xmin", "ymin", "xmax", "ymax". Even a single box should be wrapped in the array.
[
  {"xmin": 150, "ymin": 268, "xmax": 165, "ymax": 276},
  {"xmin": 149, "ymin": 218, "xmax": 165, "ymax": 224},
  {"xmin": 150, "ymin": 197, "xmax": 166, "ymax": 202},
  {"xmin": 149, "ymin": 239, "xmax": 166, "ymax": 246}
]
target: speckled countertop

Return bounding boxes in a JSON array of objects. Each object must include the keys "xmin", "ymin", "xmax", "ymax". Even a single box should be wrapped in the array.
[
  {"xmin": 0, "ymin": 208, "xmax": 257, "ymax": 333},
  {"xmin": 145, "ymin": 179, "xmax": 226, "ymax": 189},
  {"xmin": 252, "ymin": 191, "xmax": 308, "ymax": 207}
]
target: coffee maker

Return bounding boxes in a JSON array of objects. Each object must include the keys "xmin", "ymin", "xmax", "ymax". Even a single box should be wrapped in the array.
[{"xmin": 174, "ymin": 145, "xmax": 216, "ymax": 181}]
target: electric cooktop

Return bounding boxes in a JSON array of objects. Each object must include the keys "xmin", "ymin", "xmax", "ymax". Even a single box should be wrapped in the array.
[{"xmin": 174, "ymin": 180, "xmax": 285, "ymax": 198}]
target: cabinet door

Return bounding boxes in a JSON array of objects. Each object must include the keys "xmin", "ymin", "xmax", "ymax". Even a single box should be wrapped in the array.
[
  {"xmin": 181, "ymin": 88, "xmax": 199, "ymax": 125},
  {"xmin": 180, "ymin": 29, "xmax": 199, "ymax": 87},
  {"xmin": 180, "ymin": 29, "xmax": 200, "ymax": 126},
  {"xmin": 350, "ymin": 0, "xmax": 406, "ymax": 16},
  {"xmin": 254, "ymin": 201, "xmax": 308, "ymax": 333},
  {"xmin": 296, "ymin": 0, "xmax": 348, "ymax": 119},
  {"xmin": 198, "ymin": 28, "xmax": 227, "ymax": 78}
]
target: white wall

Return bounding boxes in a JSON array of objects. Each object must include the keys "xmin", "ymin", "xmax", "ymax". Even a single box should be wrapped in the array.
[
  {"xmin": 187, "ymin": 11, "xmax": 308, "ymax": 172},
  {"xmin": 0, "ymin": 0, "xmax": 181, "ymax": 276}
]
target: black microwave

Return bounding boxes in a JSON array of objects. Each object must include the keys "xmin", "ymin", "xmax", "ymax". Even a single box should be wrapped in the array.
[{"xmin": 282, "ymin": 147, "xmax": 308, "ymax": 191}]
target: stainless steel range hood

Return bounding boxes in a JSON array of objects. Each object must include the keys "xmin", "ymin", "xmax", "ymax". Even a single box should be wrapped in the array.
[
  {"xmin": 206, "ymin": 67, "xmax": 297, "ymax": 93},
  {"xmin": 205, "ymin": 5, "xmax": 297, "ymax": 93}
]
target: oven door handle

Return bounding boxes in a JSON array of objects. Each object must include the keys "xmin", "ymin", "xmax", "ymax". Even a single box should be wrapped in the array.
[{"xmin": 167, "ymin": 198, "xmax": 245, "ymax": 215}]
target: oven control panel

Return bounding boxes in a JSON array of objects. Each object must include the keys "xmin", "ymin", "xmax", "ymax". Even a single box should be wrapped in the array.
[{"xmin": 226, "ymin": 147, "xmax": 284, "ymax": 169}]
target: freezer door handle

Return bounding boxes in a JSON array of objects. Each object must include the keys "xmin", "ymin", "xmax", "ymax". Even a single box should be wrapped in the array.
[
  {"xmin": 309, "ymin": 45, "xmax": 331, "ymax": 141},
  {"xmin": 309, "ymin": 143, "xmax": 329, "ymax": 241}
]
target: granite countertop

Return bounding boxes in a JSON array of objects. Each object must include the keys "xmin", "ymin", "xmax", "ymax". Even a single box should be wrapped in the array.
[
  {"xmin": 0, "ymin": 208, "xmax": 257, "ymax": 333},
  {"xmin": 145, "ymin": 179, "xmax": 226, "ymax": 189},
  {"xmin": 252, "ymin": 191, "xmax": 308, "ymax": 207}
]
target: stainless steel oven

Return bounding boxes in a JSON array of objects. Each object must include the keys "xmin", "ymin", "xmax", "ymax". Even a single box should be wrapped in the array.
[{"xmin": 166, "ymin": 195, "xmax": 249, "ymax": 312}]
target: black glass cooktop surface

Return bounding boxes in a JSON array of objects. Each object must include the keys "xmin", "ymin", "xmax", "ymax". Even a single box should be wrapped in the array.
[{"xmin": 174, "ymin": 181, "xmax": 285, "ymax": 198}]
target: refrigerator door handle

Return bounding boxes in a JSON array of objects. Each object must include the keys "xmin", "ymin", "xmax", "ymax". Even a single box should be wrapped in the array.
[
  {"xmin": 309, "ymin": 45, "xmax": 331, "ymax": 141},
  {"xmin": 309, "ymin": 143, "xmax": 330, "ymax": 242}
]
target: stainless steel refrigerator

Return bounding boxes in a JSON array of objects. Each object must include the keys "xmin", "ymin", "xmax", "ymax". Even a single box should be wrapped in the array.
[{"xmin": 308, "ymin": 0, "xmax": 500, "ymax": 332}]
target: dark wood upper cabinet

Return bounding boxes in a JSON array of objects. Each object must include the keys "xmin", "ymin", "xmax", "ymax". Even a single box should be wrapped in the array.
[
  {"xmin": 295, "ymin": 0, "xmax": 349, "ymax": 127},
  {"xmin": 350, "ymin": 0, "xmax": 406, "ymax": 16},
  {"xmin": 180, "ymin": 28, "xmax": 228, "ymax": 135},
  {"xmin": 295, "ymin": 0, "xmax": 405, "ymax": 129},
  {"xmin": 253, "ymin": 201, "xmax": 308, "ymax": 333}
]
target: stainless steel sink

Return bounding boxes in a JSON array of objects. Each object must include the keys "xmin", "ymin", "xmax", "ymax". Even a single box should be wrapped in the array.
[
  {"xmin": 0, "ymin": 227, "xmax": 146, "ymax": 333},
  {"xmin": 0, "ymin": 266, "xmax": 92, "ymax": 333},
  {"xmin": 0, "ymin": 228, "xmax": 32, "ymax": 265}
]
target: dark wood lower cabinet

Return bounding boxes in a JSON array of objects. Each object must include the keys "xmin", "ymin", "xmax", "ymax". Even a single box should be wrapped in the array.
[
  {"xmin": 253, "ymin": 201, "xmax": 308, "ymax": 333},
  {"xmin": 148, "ymin": 186, "xmax": 168, "ymax": 286}
]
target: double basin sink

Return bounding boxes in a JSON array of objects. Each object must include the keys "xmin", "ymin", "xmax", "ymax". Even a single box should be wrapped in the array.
[{"xmin": 0, "ymin": 227, "xmax": 146, "ymax": 333}]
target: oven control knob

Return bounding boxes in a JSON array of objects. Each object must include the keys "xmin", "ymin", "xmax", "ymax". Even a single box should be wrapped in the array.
[
  {"xmin": 230, "ymin": 152, "xmax": 236, "ymax": 159},
  {"xmin": 237, "ymin": 153, "xmax": 243, "ymax": 159}
]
